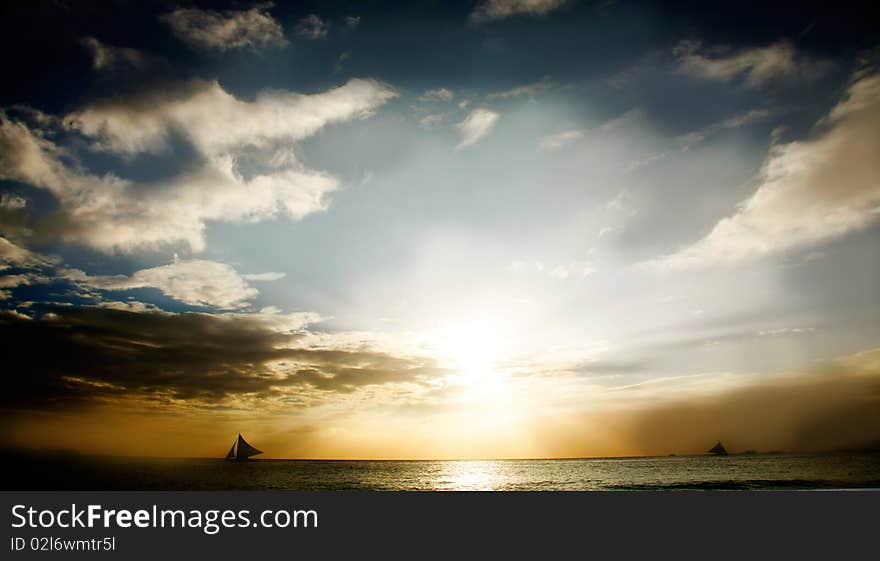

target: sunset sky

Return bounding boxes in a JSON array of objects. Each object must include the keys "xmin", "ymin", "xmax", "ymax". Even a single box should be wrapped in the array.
[{"xmin": 1, "ymin": 0, "xmax": 879, "ymax": 459}]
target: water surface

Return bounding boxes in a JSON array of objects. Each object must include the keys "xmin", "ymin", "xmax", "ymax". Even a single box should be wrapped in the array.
[{"xmin": 8, "ymin": 452, "xmax": 880, "ymax": 490}]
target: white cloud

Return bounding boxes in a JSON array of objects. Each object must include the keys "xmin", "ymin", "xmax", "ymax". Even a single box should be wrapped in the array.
[
  {"xmin": 539, "ymin": 129, "xmax": 584, "ymax": 151},
  {"xmin": 80, "ymin": 37, "xmax": 145, "ymax": 70},
  {"xmin": 161, "ymin": 6, "xmax": 287, "ymax": 51},
  {"xmin": 419, "ymin": 88, "xmax": 454, "ymax": 102},
  {"xmin": 64, "ymin": 78, "xmax": 395, "ymax": 158},
  {"xmin": 96, "ymin": 300, "xmax": 164, "ymax": 313},
  {"xmin": 294, "ymin": 14, "xmax": 328, "ymax": 40},
  {"xmin": 0, "ymin": 234, "xmax": 284, "ymax": 309},
  {"xmin": 456, "ymin": 108, "xmax": 500, "ymax": 149},
  {"xmin": 0, "ymin": 236, "xmax": 55, "ymax": 271},
  {"xmin": 653, "ymin": 72, "xmax": 880, "ymax": 269},
  {"xmin": 242, "ymin": 272, "xmax": 286, "ymax": 281},
  {"xmin": 0, "ymin": 272, "xmax": 48, "ymax": 289},
  {"xmin": 1, "ymin": 79, "xmax": 396, "ymax": 253},
  {"xmin": 0, "ymin": 237, "xmax": 57, "ymax": 294},
  {"xmin": 470, "ymin": 0, "xmax": 573, "ymax": 24},
  {"xmin": 64, "ymin": 259, "xmax": 261, "ymax": 309},
  {"xmin": 675, "ymin": 40, "xmax": 823, "ymax": 87}
]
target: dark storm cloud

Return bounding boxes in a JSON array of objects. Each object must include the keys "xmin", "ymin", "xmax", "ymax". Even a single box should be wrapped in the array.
[{"xmin": 0, "ymin": 307, "xmax": 445, "ymax": 409}]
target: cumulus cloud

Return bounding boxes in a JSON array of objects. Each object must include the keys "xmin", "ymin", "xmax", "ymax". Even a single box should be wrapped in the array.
[
  {"xmin": 80, "ymin": 37, "xmax": 145, "ymax": 70},
  {"xmin": 539, "ymin": 129, "xmax": 584, "ymax": 151},
  {"xmin": 1, "ymin": 79, "xmax": 396, "ymax": 253},
  {"xmin": 0, "ymin": 306, "xmax": 445, "ymax": 409},
  {"xmin": 675, "ymin": 40, "xmax": 823, "ymax": 87},
  {"xmin": 161, "ymin": 5, "xmax": 287, "ymax": 51},
  {"xmin": 456, "ymin": 108, "xmax": 500, "ymax": 149},
  {"xmin": 62, "ymin": 259, "xmax": 273, "ymax": 309},
  {"xmin": 653, "ymin": 72, "xmax": 880, "ymax": 269},
  {"xmin": 470, "ymin": 0, "xmax": 573, "ymax": 24}
]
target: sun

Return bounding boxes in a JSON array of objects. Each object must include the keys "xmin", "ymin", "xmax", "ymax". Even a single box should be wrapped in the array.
[{"xmin": 430, "ymin": 320, "xmax": 510, "ymax": 398}]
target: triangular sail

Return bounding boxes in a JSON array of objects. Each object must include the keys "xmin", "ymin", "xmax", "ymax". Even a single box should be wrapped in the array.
[
  {"xmin": 236, "ymin": 434, "xmax": 263, "ymax": 460},
  {"xmin": 708, "ymin": 441, "xmax": 728, "ymax": 455},
  {"xmin": 225, "ymin": 442, "xmax": 236, "ymax": 460}
]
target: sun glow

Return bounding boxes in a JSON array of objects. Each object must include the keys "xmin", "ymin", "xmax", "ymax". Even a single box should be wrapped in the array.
[{"xmin": 428, "ymin": 319, "xmax": 519, "ymax": 424}]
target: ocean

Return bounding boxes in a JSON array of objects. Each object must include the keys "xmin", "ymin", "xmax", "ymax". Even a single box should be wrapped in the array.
[{"xmin": 7, "ymin": 451, "xmax": 880, "ymax": 490}]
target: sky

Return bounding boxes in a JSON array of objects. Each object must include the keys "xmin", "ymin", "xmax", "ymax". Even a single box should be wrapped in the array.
[{"xmin": 1, "ymin": 0, "xmax": 879, "ymax": 459}]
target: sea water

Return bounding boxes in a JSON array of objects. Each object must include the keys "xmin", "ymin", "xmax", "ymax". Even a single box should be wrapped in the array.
[{"xmin": 9, "ymin": 452, "xmax": 880, "ymax": 490}]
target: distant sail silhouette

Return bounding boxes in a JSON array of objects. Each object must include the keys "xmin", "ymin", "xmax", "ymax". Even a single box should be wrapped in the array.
[
  {"xmin": 225, "ymin": 434, "xmax": 263, "ymax": 461},
  {"xmin": 708, "ymin": 441, "xmax": 728, "ymax": 455}
]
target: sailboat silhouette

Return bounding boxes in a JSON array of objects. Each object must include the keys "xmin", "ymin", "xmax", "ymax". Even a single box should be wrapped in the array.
[
  {"xmin": 225, "ymin": 434, "xmax": 263, "ymax": 461},
  {"xmin": 708, "ymin": 441, "xmax": 728, "ymax": 455}
]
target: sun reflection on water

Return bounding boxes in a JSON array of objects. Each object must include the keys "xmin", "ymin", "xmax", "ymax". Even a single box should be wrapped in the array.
[{"xmin": 433, "ymin": 460, "xmax": 504, "ymax": 491}]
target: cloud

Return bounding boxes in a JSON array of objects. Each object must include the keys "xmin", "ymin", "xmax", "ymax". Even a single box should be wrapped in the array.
[
  {"xmin": 241, "ymin": 272, "xmax": 286, "ymax": 281},
  {"xmin": 0, "ymin": 237, "xmax": 57, "ymax": 295},
  {"xmin": 294, "ymin": 14, "xmax": 328, "ymax": 40},
  {"xmin": 419, "ymin": 113, "xmax": 445, "ymax": 128},
  {"xmin": 469, "ymin": 0, "xmax": 573, "ymax": 24},
  {"xmin": 333, "ymin": 51, "xmax": 351, "ymax": 73},
  {"xmin": 611, "ymin": 350, "xmax": 880, "ymax": 456},
  {"xmin": 1, "ymin": 79, "xmax": 396, "ymax": 253},
  {"xmin": 343, "ymin": 16, "xmax": 361, "ymax": 30},
  {"xmin": 0, "ymin": 236, "xmax": 55, "ymax": 271},
  {"xmin": 547, "ymin": 261, "xmax": 595, "ymax": 279},
  {"xmin": 539, "ymin": 129, "xmax": 584, "ymax": 151},
  {"xmin": 419, "ymin": 88, "xmax": 454, "ymax": 102},
  {"xmin": 456, "ymin": 108, "xmax": 500, "ymax": 149},
  {"xmin": 62, "ymin": 259, "xmax": 270, "ymax": 309},
  {"xmin": 674, "ymin": 108, "xmax": 773, "ymax": 147},
  {"xmin": 0, "ymin": 306, "xmax": 445, "ymax": 409},
  {"xmin": 161, "ymin": 5, "xmax": 287, "ymax": 51},
  {"xmin": 675, "ymin": 40, "xmax": 823, "ymax": 87},
  {"xmin": 80, "ymin": 37, "xmax": 145, "ymax": 70},
  {"xmin": 652, "ymin": 72, "xmax": 880, "ymax": 269},
  {"xmin": 64, "ymin": 78, "xmax": 395, "ymax": 158},
  {"xmin": 0, "ymin": 194, "xmax": 27, "ymax": 210},
  {"xmin": 487, "ymin": 77, "xmax": 554, "ymax": 99},
  {"xmin": 508, "ymin": 259, "xmax": 594, "ymax": 279}
]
